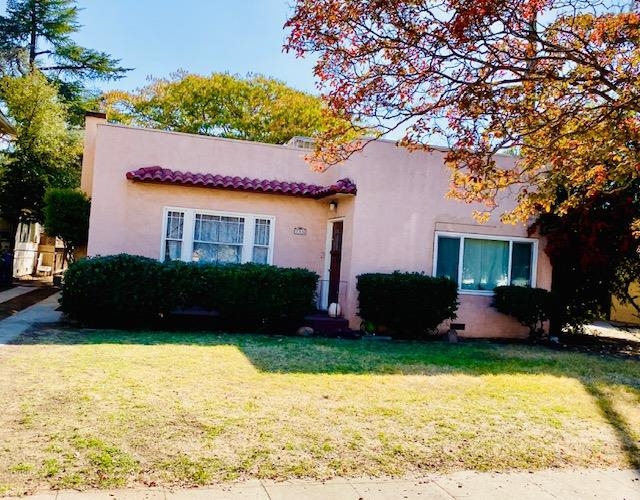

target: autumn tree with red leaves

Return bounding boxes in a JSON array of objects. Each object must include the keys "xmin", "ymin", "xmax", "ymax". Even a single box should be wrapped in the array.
[
  {"xmin": 533, "ymin": 181, "xmax": 640, "ymax": 330},
  {"xmin": 285, "ymin": 0, "xmax": 640, "ymax": 226}
]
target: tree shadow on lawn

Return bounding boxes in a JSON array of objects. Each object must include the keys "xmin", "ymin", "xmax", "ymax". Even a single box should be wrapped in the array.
[{"xmin": 11, "ymin": 326, "xmax": 640, "ymax": 468}]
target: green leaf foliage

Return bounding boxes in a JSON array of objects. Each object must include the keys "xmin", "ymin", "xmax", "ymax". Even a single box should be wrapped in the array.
[
  {"xmin": 43, "ymin": 188, "xmax": 89, "ymax": 247},
  {"xmin": 61, "ymin": 255, "xmax": 319, "ymax": 331},
  {"xmin": 103, "ymin": 72, "xmax": 351, "ymax": 144},
  {"xmin": 61, "ymin": 254, "xmax": 168, "ymax": 329},
  {"xmin": 0, "ymin": 72, "xmax": 81, "ymax": 227},
  {"xmin": 533, "ymin": 181, "xmax": 640, "ymax": 332},
  {"xmin": 0, "ymin": 0, "xmax": 128, "ymax": 80},
  {"xmin": 356, "ymin": 272, "xmax": 458, "ymax": 338},
  {"xmin": 0, "ymin": 0, "xmax": 130, "ymax": 124},
  {"xmin": 493, "ymin": 286, "xmax": 552, "ymax": 339}
]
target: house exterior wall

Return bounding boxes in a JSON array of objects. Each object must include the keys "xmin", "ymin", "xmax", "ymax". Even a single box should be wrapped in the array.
[
  {"xmin": 85, "ymin": 120, "xmax": 552, "ymax": 338},
  {"xmin": 610, "ymin": 283, "xmax": 640, "ymax": 325},
  {"xmin": 329, "ymin": 142, "xmax": 552, "ymax": 337},
  {"xmin": 87, "ymin": 124, "xmax": 340, "ymax": 279}
]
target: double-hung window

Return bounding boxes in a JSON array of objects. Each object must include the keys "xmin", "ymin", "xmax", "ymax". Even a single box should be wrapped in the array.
[
  {"xmin": 164, "ymin": 211, "xmax": 184, "ymax": 261},
  {"xmin": 162, "ymin": 208, "xmax": 274, "ymax": 265},
  {"xmin": 252, "ymin": 218, "xmax": 271, "ymax": 264},
  {"xmin": 434, "ymin": 232, "xmax": 537, "ymax": 293}
]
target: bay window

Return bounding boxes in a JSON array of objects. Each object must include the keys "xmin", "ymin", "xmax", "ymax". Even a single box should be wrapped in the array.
[
  {"xmin": 434, "ymin": 232, "xmax": 536, "ymax": 293},
  {"xmin": 162, "ymin": 208, "xmax": 274, "ymax": 265}
]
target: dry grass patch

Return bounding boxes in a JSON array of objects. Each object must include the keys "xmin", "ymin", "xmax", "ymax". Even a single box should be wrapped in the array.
[{"xmin": 0, "ymin": 329, "xmax": 638, "ymax": 495}]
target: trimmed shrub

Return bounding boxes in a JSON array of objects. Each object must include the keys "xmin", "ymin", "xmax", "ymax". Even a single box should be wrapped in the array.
[
  {"xmin": 356, "ymin": 272, "xmax": 458, "ymax": 338},
  {"xmin": 61, "ymin": 255, "xmax": 318, "ymax": 331},
  {"xmin": 163, "ymin": 260, "xmax": 216, "ymax": 310},
  {"xmin": 163, "ymin": 261, "xmax": 319, "ymax": 330},
  {"xmin": 60, "ymin": 254, "xmax": 168, "ymax": 328},
  {"xmin": 212, "ymin": 263, "xmax": 319, "ymax": 331},
  {"xmin": 493, "ymin": 286, "xmax": 552, "ymax": 339},
  {"xmin": 43, "ymin": 188, "xmax": 90, "ymax": 261}
]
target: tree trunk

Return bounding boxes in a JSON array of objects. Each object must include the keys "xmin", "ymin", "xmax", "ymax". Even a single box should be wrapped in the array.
[
  {"xmin": 29, "ymin": 2, "xmax": 37, "ymax": 71},
  {"xmin": 7, "ymin": 219, "xmax": 18, "ymax": 260},
  {"xmin": 549, "ymin": 259, "xmax": 564, "ymax": 336},
  {"xmin": 620, "ymin": 282, "xmax": 640, "ymax": 318}
]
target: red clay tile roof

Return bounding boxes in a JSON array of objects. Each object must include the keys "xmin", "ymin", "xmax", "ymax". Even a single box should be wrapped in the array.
[{"xmin": 126, "ymin": 166, "xmax": 357, "ymax": 199}]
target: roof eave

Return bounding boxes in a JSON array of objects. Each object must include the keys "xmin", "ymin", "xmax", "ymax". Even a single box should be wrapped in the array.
[
  {"xmin": 0, "ymin": 111, "xmax": 16, "ymax": 137},
  {"xmin": 126, "ymin": 167, "xmax": 357, "ymax": 199}
]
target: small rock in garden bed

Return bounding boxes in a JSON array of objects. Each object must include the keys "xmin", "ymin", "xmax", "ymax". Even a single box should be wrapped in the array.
[{"xmin": 296, "ymin": 326, "xmax": 315, "ymax": 337}]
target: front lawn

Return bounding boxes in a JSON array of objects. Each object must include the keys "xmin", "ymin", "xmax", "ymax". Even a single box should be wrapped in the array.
[{"xmin": 1, "ymin": 329, "xmax": 639, "ymax": 495}]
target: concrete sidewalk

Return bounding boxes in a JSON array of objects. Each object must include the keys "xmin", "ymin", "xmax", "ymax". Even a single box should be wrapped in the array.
[
  {"xmin": 587, "ymin": 321, "xmax": 640, "ymax": 342},
  {"xmin": 0, "ymin": 291, "xmax": 61, "ymax": 344},
  {"xmin": 0, "ymin": 285, "xmax": 34, "ymax": 303},
  {"xmin": 10, "ymin": 468, "xmax": 640, "ymax": 500}
]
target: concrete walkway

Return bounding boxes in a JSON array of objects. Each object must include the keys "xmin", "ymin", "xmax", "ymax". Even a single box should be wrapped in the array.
[
  {"xmin": 0, "ymin": 285, "xmax": 34, "ymax": 303},
  {"xmin": 586, "ymin": 321, "xmax": 640, "ymax": 342},
  {"xmin": 0, "ymin": 291, "xmax": 61, "ymax": 344},
  {"xmin": 8, "ymin": 469, "xmax": 640, "ymax": 499}
]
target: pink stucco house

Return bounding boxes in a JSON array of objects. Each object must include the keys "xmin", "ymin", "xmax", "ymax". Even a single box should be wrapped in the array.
[{"xmin": 81, "ymin": 112, "xmax": 552, "ymax": 338}]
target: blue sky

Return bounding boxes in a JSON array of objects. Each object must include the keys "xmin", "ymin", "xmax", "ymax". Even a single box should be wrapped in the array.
[{"xmin": 2, "ymin": 0, "xmax": 319, "ymax": 94}]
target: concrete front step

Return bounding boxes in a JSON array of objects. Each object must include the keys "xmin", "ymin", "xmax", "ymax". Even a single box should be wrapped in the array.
[{"xmin": 304, "ymin": 312, "xmax": 350, "ymax": 335}]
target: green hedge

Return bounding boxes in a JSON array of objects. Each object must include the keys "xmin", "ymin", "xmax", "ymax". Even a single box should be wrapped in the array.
[
  {"xmin": 493, "ymin": 286, "xmax": 552, "ymax": 339},
  {"xmin": 61, "ymin": 254, "xmax": 168, "ymax": 328},
  {"xmin": 165, "ymin": 260, "xmax": 319, "ymax": 331},
  {"xmin": 61, "ymin": 254, "xmax": 318, "ymax": 330},
  {"xmin": 356, "ymin": 272, "xmax": 458, "ymax": 338}
]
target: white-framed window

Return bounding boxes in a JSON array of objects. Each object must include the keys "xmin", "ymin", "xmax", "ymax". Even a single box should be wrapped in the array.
[
  {"xmin": 18, "ymin": 222, "xmax": 38, "ymax": 244},
  {"xmin": 164, "ymin": 211, "xmax": 184, "ymax": 261},
  {"xmin": 161, "ymin": 208, "xmax": 274, "ymax": 265},
  {"xmin": 433, "ymin": 231, "xmax": 537, "ymax": 294}
]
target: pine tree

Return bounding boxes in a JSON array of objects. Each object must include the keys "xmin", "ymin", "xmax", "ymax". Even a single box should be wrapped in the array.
[{"xmin": 0, "ymin": 0, "xmax": 129, "ymax": 123}]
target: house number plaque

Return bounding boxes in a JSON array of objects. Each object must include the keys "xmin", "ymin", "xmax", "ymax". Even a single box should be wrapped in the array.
[{"xmin": 293, "ymin": 227, "xmax": 307, "ymax": 236}]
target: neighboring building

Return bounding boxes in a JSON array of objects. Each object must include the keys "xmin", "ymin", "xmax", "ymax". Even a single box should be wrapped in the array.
[
  {"xmin": 0, "ymin": 110, "xmax": 15, "ymax": 136},
  {"xmin": 13, "ymin": 221, "xmax": 41, "ymax": 277},
  {"xmin": 610, "ymin": 285, "xmax": 640, "ymax": 325},
  {"xmin": 81, "ymin": 113, "xmax": 552, "ymax": 338},
  {"xmin": 0, "ymin": 110, "xmax": 16, "ymax": 255},
  {"xmin": 1, "ymin": 213, "xmax": 67, "ymax": 280},
  {"xmin": 0, "ymin": 112, "xmax": 64, "ymax": 279}
]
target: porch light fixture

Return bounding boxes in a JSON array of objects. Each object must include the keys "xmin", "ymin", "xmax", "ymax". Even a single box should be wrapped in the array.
[{"xmin": 329, "ymin": 200, "xmax": 338, "ymax": 211}]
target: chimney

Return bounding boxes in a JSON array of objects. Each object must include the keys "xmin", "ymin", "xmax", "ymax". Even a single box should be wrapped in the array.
[{"xmin": 80, "ymin": 111, "xmax": 107, "ymax": 197}]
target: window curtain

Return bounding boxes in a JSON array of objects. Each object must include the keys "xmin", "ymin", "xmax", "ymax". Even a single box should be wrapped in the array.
[
  {"xmin": 166, "ymin": 212, "xmax": 184, "ymax": 239},
  {"xmin": 252, "ymin": 219, "xmax": 270, "ymax": 264},
  {"xmin": 193, "ymin": 215, "xmax": 244, "ymax": 264},
  {"xmin": 461, "ymin": 239, "xmax": 509, "ymax": 291},
  {"xmin": 164, "ymin": 241, "xmax": 181, "ymax": 261},
  {"xmin": 436, "ymin": 236, "xmax": 460, "ymax": 282},
  {"xmin": 164, "ymin": 211, "xmax": 184, "ymax": 261},
  {"xmin": 511, "ymin": 242, "xmax": 533, "ymax": 286}
]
